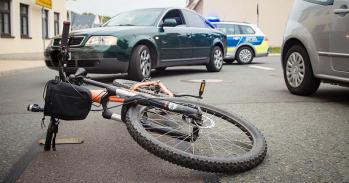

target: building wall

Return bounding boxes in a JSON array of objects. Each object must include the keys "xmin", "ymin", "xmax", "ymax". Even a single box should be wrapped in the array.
[
  {"xmin": 0, "ymin": 0, "xmax": 67, "ymax": 59},
  {"xmin": 194, "ymin": 0, "xmax": 294, "ymax": 47},
  {"xmin": 195, "ymin": 0, "xmax": 204, "ymax": 15}
]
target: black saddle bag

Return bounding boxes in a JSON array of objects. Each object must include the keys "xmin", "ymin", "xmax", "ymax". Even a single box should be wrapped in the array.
[{"xmin": 44, "ymin": 80, "xmax": 92, "ymax": 120}]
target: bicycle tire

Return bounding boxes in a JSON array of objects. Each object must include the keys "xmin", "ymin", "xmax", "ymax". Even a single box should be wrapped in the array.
[{"xmin": 125, "ymin": 98, "xmax": 267, "ymax": 173}]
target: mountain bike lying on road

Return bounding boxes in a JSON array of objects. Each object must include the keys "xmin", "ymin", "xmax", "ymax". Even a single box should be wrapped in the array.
[{"xmin": 27, "ymin": 22, "xmax": 267, "ymax": 173}]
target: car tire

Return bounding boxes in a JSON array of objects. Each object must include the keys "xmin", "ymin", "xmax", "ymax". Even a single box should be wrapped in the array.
[
  {"xmin": 128, "ymin": 45, "xmax": 152, "ymax": 81},
  {"xmin": 236, "ymin": 46, "xmax": 254, "ymax": 64},
  {"xmin": 206, "ymin": 46, "xmax": 223, "ymax": 72},
  {"xmin": 155, "ymin": 67, "xmax": 166, "ymax": 71},
  {"xmin": 283, "ymin": 44, "xmax": 320, "ymax": 96}
]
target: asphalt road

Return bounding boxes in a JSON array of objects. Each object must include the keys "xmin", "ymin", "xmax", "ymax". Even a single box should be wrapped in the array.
[{"xmin": 0, "ymin": 56, "xmax": 348, "ymax": 183}]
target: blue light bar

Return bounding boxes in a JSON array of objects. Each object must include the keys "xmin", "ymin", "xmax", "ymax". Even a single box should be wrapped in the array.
[{"xmin": 206, "ymin": 16, "xmax": 220, "ymax": 22}]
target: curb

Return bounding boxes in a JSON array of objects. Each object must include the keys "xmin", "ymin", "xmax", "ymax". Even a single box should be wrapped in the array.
[
  {"xmin": 268, "ymin": 53, "xmax": 281, "ymax": 56},
  {"xmin": 2, "ymin": 133, "xmax": 45, "ymax": 183}
]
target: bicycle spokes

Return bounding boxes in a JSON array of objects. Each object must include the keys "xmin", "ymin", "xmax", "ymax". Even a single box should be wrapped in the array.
[{"xmin": 139, "ymin": 106, "xmax": 254, "ymax": 158}]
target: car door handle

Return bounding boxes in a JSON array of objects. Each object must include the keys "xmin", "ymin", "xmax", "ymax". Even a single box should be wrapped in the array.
[{"xmin": 334, "ymin": 8, "xmax": 349, "ymax": 14}]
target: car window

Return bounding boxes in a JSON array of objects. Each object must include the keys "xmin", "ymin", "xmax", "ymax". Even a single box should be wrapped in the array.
[
  {"xmin": 303, "ymin": 0, "xmax": 334, "ymax": 5},
  {"xmin": 215, "ymin": 24, "xmax": 240, "ymax": 35},
  {"xmin": 182, "ymin": 10, "xmax": 207, "ymax": 28},
  {"xmin": 105, "ymin": 9, "xmax": 164, "ymax": 26},
  {"xmin": 161, "ymin": 9, "xmax": 185, "ymax": 26},
  {"xmin": 239, "ymin": 25, "xmax": 255, "ymax": 35}
]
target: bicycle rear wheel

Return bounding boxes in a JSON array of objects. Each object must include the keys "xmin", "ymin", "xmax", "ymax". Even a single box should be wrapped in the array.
[{"xmin": 125, "ymin": 98, "xmax": 267, "ymax": 173}]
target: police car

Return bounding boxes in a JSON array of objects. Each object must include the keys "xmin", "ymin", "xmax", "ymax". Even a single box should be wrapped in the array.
[{"xmin": 208, "ymin": 17, "xmax": 269, "ymax": 64}]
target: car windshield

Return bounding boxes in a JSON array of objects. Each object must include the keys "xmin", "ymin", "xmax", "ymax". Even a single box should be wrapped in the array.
[{"xmin": 104, "ymin": 9, "xmax": 164, "ymax": 27}]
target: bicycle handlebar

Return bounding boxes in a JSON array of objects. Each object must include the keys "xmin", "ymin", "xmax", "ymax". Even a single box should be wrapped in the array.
[
  {"xmin": 61, "ymin": 21, "xmax": 70, "ymax": 49},
  {"xmin": 27, "ymin": 104, "xmax": 44, "ymax": 112}
]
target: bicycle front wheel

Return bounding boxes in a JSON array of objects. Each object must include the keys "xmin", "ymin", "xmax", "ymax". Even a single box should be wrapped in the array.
[{"xmin": 125, "ymin": 99, "xmax": 267, "ymax": 173}]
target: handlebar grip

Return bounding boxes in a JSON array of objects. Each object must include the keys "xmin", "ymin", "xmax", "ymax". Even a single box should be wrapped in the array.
[
  {"xmin": 27, "ymin": 104, "xmax": 44, "ymax": 112},
  {"xmin": 60, "ymin": 21, "xmax": 70, "ymax": 48}
]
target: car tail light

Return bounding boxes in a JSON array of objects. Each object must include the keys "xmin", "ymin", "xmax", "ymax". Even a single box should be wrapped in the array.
[{"xmin": 264, "ymin": 37, "xmax": 269, "ymax": 41}]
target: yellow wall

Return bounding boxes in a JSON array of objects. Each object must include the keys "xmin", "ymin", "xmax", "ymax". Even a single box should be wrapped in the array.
[{"xmin": 0, "ymin": 0, "xmax": 67, "ymax": 57}]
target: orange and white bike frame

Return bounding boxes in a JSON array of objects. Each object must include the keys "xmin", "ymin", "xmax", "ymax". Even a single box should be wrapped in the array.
[{"xmin": 90, "ymin": 80, "xmax": 174, "ymax": 104}]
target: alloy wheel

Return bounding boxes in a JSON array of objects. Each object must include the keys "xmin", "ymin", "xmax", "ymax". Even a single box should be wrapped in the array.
[
  {"xmin": 239, "ymin": 49, "xmax": 252, "ymax": 63},
  {"xmin": 286, "ymin": 52, "xmax": 305, "ymax": 87},
  {"xmin": 140, "ymin": 49, "xmax": 151, "ymax": 77},
  {"xmin": 214, "ymin": 49, "xmax": 223, "ymax": 69}
]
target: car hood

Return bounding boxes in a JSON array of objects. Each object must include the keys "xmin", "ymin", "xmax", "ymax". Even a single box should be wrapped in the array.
[{"xmin": 70, "ymin": 26, "xmax": 151, "ymax": 36}]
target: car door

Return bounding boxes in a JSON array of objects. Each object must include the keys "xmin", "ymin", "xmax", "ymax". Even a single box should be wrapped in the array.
[
  {"xmin": 215, "ymin": 23, "xmax": 241, "ymax": 57},
  {"xmin": 182, "ymin": 10, "xmax": 212, "ymax": 60},
  {"xmin": 330, "ymin": 0, "xmax": 349, "ymax": 73},
  {"xmin": 155, "ymin": 9, "xmax": 192, "ymax": 62}
]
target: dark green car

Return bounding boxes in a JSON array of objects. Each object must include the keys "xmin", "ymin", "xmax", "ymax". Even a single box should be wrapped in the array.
[{"xmin": 45, "ymin": 8, "xmax": 227, "ymax": 81}]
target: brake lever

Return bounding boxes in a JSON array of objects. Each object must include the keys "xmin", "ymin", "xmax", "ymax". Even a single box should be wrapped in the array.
[
  {"xmin": 173, "ymin": 94, "xmax": 203, "ymax": 99},
  {"xmin": 68, "ymin": 74, "xmax": 83, "ymax": 85},
  {"xmin": 173, "ymin": 80, "xmax": 206, "ymax": 99}
]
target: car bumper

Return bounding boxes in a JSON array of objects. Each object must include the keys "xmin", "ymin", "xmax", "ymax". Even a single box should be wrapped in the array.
[{"xmin": 44, "ymin": 46, "xmax": 129, "ymax": 74}]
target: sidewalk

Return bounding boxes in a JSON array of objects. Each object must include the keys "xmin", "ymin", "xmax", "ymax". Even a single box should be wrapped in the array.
[{"xmin": 0, "ymin": 60, "xmax": 46, "ymax": 76}]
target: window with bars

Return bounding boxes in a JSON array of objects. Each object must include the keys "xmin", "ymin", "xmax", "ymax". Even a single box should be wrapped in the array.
[
  {"xmin": 42, "ymin": 9, "xmax": 49, "ymax": 38},
  {"xmin": 0, "ymin": 0, "xmax": 11, "ymax": 37},
  {"xmin": 20, "ymin": 3, "xmax": 29, "ymax": 38},
  {"xmin": 54, "ymin": 12, "xmax": 59, "ymax": 35}
]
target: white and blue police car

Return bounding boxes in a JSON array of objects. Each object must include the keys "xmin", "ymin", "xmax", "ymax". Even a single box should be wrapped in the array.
[{"xmin": 207, "ymin": 17, "xmax": 269, "ymax": 64}]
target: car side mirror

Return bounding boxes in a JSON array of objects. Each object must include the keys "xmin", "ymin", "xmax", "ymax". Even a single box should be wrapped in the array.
[{"xmin": 162, "ymin": 19, "xmax": 177, "ymax": 27}]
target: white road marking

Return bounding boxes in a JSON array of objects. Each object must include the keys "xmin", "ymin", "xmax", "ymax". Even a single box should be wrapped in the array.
[{"xmin": 248, "ymin": 65, "xmax": 275, "ymax": 71}]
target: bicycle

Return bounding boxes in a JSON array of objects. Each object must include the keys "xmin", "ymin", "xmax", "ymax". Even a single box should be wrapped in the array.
[{"xmin": 27, "ymin": 21, "xmax": 267, "ymax": 173}]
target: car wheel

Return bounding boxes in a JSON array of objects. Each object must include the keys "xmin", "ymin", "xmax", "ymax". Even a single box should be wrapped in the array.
[
  {"xmin": 155, "ymin": 67, "xmax": 166, "ymax": 71},
  {"xmin": 206, "ymin": 46, "xmax": 223, "ymax": 72},
  {"xmin": 128, "ymin": 45, "xmax": 152, "ymax": 81},
  {"xmin": 283, "ymin": 44, "xmax": 320, "ymax": 96},
  {"xmin": 236, "ymin": 46, "xmax": 254, "ymax": 64}
]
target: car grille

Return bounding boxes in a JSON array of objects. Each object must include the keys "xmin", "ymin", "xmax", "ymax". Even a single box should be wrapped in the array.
[{"xmin": 52, "ymin": 36, "xmax": 86, "ymax": 47}]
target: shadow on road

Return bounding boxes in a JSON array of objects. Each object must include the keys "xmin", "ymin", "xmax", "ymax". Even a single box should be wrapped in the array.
[
  {"xmin": 151, "ymin": 68, "xmax": 207, "ymax": 78},
  {"xmin": 312, "ymin": 88, "xmax": 349, "ymax": 104},
  {"xmin": 223, "ymin": 62, "xmax": 270, "ymax": 67}
]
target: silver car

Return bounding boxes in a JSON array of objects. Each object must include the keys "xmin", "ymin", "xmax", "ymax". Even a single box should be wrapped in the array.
[{"xmin": 282, "ymin": 0, "xmax": 349, "ymax": 95}]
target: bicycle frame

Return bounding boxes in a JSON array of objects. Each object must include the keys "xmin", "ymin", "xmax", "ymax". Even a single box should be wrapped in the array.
[
  {"xmin": 90, "ymin": 80, "xmax": 174, "ymax": 104},
  {"xmin": 28, "ymin": 21, "xmax": 202, "ymax": 151}
]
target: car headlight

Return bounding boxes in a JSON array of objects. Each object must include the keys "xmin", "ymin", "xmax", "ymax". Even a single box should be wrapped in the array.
[{"xmin": 85, "ymin": 36, "xmax": 117, "ymax": 46}]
